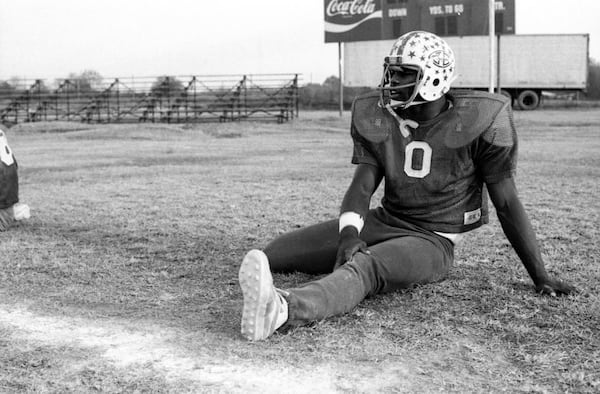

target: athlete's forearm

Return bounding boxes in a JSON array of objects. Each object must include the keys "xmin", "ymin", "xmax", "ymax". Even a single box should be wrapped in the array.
[
  {"xmin": 488, "ymin": 180, "xmax": 550, "ymax": 285},
  {"xmin": 339, "ymin": 164, "xmax": 382, "ymax": 219},
  {"xmin": 496, "ymin": 202, "xmax": 549, "ymax": 285},
  {"xmin": 339, "ymin": 185, "xmax": 372, "ymax": 219}
]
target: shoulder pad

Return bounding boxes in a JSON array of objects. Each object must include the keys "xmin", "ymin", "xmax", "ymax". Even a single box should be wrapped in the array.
[
  {"xmin": 444, "ymin": 90, "xmax": 510, "ymax": 148},
  {"xmin": 351, "ymin": 91, "xmax": 392, "ymax": 143}
]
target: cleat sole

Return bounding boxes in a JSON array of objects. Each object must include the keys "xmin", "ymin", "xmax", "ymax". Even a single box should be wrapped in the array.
[{"xmin": 239, "ymin": 250, "xmax": 272, "ymax": 341}]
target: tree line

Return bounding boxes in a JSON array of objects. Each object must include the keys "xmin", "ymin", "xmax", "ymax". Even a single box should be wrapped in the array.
[{"xmin": 2, "ymin": 61, "xmax": 600, "ymax": 109}]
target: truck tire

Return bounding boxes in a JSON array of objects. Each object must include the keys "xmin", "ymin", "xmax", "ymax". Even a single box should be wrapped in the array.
[{"xmin": 517, "ymin": 90, "xmax": 540, "ymax": 110}]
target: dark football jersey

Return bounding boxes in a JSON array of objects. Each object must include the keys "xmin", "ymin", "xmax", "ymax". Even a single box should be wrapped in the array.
[
  {"xmin": 0, "ymin": 129, "xmax": 19, "ymax": 209},
  {"xmin": 350, "ymin": 90, "xmax": 517, "ymax": 233}
]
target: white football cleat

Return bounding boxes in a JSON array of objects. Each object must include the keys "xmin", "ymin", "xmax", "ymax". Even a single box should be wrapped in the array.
[
  {"xmin": 12, "ymin": 203, "xmax": 30, "ymax": 221},
  {"xmin": 239, "ymin": 249, "xmax": 288, "ymax": 341}
]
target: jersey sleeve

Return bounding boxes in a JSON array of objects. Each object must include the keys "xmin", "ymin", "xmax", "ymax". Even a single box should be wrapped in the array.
[
  {"xmin": 472, "ymin": 101, "xmax": 518, "ymax": 184},
  {"xmin": 350, "ymin": 122, "xmax": 379, "ymax": 167}
]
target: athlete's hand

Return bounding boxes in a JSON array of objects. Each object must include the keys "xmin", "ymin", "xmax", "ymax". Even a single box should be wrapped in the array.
[
  {"xmin": 334, "ymin": 226, "xmax": 369, "ymax": 270},
  {"xmin": 535, "ymin": 277, "xmax": 577, "ymax": 297}
]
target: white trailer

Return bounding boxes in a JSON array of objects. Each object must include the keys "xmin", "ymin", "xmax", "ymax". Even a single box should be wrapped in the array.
[{"xmin": 343, "ymin": 34, "xmax": 589, "ymax": 110}]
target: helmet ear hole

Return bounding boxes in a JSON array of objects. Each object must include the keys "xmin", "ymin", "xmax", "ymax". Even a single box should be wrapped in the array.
[{"xmin": 432, "ymin": 79, "xmax": 440, "ymax": 87}]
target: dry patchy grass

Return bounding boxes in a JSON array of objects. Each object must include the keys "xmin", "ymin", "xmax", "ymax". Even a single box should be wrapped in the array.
[{"xmin": 1, "ymin": 109, "xmax": 599, "ymax": 393}]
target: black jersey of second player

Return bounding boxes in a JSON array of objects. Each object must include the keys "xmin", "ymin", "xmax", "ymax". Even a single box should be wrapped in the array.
[{"xmin": 350, "ymin": 90, "xmax": 517, "ymax": 233}]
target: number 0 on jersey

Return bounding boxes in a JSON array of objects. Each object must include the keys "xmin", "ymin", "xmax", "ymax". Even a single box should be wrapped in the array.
[{"xmin": 404, "ymin": 141, "xmax": 432, "ymax": 178}]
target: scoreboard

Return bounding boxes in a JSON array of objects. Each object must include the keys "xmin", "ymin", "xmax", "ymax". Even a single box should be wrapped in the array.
[{"xmin": 324, "ymin": 0, "xmax": 515, "ymax": 42}]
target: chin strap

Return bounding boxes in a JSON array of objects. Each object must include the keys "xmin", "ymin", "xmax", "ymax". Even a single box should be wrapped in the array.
[
  {"xmin": 388, "ymin": 98, "xmax": 427, "ymax": 110},
  {"xmin": 384, "ymin": 104, "xmax": 418, "ymax": 138}
]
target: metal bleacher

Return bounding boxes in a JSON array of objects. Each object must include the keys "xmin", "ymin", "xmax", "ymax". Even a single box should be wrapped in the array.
[{"xmin": 0, "ymin": 74, "xmax": 299, "ymax": 125}]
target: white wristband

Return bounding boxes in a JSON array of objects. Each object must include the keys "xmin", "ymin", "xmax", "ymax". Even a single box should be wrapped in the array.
[{"xmin": 339, "ymin": 212, "xmax": 364, "ymax": 234}]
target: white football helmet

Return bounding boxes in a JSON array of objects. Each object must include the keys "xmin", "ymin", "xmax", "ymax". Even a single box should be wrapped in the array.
[{"xmin": 380, "ymin": 31, "xmax": 456, "ymax": 109}]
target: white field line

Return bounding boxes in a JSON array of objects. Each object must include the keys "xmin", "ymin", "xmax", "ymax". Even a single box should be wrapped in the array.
[{"xmin": 0, "ymin": 306, "xmax": 338, "ymax": 392}]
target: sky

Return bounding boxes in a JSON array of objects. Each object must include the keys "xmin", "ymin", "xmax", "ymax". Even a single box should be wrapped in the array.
[{"xmin": 0, "ymin": 0, "xmax": 598, "ymax": 85}]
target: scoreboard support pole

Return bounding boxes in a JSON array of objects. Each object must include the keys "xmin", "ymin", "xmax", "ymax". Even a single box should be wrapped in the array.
[
  {"xmin": 339, "ymin": 42, "xmax": 343, "ymax": 116},
  {"xmin": 488, "ymin": 0, "xmax": 495, "ymax": 93}
]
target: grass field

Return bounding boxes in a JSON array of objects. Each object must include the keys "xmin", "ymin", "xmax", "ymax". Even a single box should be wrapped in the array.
[{"xmin": 1, "ymin": 108, "xmax": 599, "ymax": 393}]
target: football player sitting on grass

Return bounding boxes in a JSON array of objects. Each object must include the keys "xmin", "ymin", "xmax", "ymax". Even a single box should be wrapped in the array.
[
  {"xmin": 238, "ymin": 31, "xmax": 576, "ymax": 341},
  {"xmin": 0, "ymin": 124, "xmax": 30, "ymax": 231}
]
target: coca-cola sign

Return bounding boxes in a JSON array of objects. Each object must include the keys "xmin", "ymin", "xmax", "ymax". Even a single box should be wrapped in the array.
[
  {"xmin": 326, "ymin": 0, "xmax": 377, "ymax": 17},
  {"xmin": 324, "ymin": 0, "xmax": 383, "ymax": 43}
]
